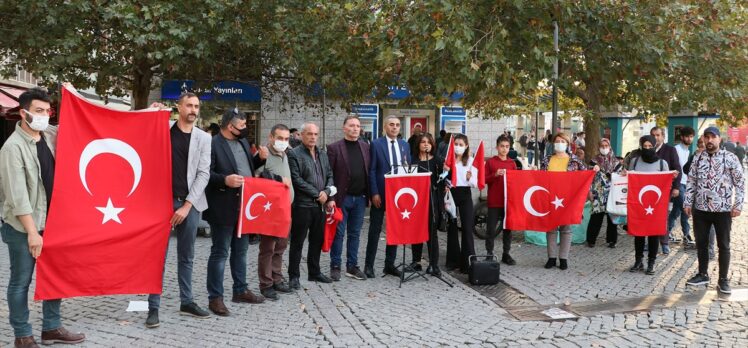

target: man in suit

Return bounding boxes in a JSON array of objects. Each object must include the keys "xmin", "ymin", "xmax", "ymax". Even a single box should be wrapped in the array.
[
  {"xmin": 326, "ymin": 116, "xmax": 370, "ymax": 281},
  {"xmin": 147, "ymin": 92, "xmax": 212, "ymax": 328},
  {"xmin": 203, "ymin": 109, "xmax": 268, "ymax": 316},
  {"xmin": 365, "ymin": 115, "xmax": 411, "ymax": 278},
  {"xmin": 287, "ymin": 122, "xmax": 337, "ymax": 289},
  {"xmin": 650, "ymin": 126, "xmax": 682, "ymax": 254}
]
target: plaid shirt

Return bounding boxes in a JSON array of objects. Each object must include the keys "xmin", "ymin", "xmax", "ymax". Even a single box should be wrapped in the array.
[{"xmin": 684, "ymin": 150, "xmax": 744, "ymax": 212}]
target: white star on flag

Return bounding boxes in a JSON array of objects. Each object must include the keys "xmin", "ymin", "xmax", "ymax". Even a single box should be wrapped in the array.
[
  {"xmin": 645, "ymin": 206, "xmax": 654, "ymax": 215},
  {"xmin": 96, "ymin": 197, "xmax": 125, "ymax": 224},
  {"xmin": 401, "ymin": 209, "xmax": 411, "ymax": 219},
  {"xmin": 263, "ymin": 201, "xmax": 272, "ymax": 212},
  {"xmin": 551, "ymin": 196, "xmax": 565, "ymax": 210}
]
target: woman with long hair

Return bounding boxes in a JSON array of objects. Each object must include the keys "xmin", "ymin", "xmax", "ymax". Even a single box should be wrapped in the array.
[
  {"xmin": 410, "ymin": 133, "xmax": 445, "ymax": 276},
  {"xmin": 445, "ymin": 134, "xmax": 477, "ymax": 273}
]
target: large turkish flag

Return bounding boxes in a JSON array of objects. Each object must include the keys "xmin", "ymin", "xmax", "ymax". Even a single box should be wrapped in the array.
[
  {"xmin": 504, "ymin": 170, "xmax": 594, "ymax": 231},
  {"xmin": 384, "ymin": 173, "xmax": 431, "ymax": 245},
  {"xmin": 627, "ymin": 172, "xmax": 672, "ymax": 236},
  {"xmin": 238, "ymin": 177, "xmax": 291, "ymax": 238},
  {"xmin": 35, "ymin": 86, "xmax": 172, "ymax": 300}
]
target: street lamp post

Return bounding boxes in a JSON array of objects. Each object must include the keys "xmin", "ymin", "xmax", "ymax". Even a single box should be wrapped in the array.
[{"xmin": 551, "ymin": 20, "xmax": 559, "ymax": 137}]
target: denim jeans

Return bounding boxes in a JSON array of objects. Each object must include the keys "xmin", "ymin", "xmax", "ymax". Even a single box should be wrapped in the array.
[
  {"xmin": 330, "ymin": 195, "xmax": 366, "ymax": 269},
  {"xmin": 527, "ymin": 150, "xmax": 535, "ymax": 166},
  {"xmin": 149, "ymin": 198, "xmax": 200, "ymax": 309},
  {"xmin": 667, "ymin": 183, "xmax": 691, "ymax": 240},
  {"xmin": 206, "ymin": 224, "xmax": 249, "ymax": 299},
  {"xmin": 1, "ymin": 223, "xmax": 61, "ymax": 337}
]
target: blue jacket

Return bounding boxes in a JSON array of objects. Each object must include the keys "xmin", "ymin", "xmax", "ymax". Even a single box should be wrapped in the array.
[{"xmin": 369, "ymin": 136, "xmax": 411, "ymax": 198}]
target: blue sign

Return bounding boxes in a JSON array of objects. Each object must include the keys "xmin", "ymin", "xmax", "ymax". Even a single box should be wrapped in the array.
[
  {"xmin": 382, "ymin": 86, "xmax": 464, "ymax": 101},
  {"xmin": 440, "ymin": 106, "xmax": 467, "ymax": 134},
  {"xmin": 351, "ymin": 104, "xmax": 379, "ymax": 116},
  {"xmin": 441, "ymin": 106, "xmax": 466, "ymax": 116},
  {"xmin": 161, "ymin": 80, "xmax": 261, "ymax": 102}
]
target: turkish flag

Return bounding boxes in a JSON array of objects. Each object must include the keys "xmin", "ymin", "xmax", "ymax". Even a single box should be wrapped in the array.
[
  {"xmin": 35, "ymin": 86, "xmax": 172, "ymax": 300},
  {"xmin": 384, "ymin": 173, "xmax": 431, "ymax": 245},
  {"xmin": 322, "ymin": 207, "xmax": 343, "ymax": 252},
  {"xmin": 238, "ymin": 177, "xmax": 291, "ymax": 238},
  {"xmin": 504, "ymin": 170, "xmax": 594, "ymax": 231},
  {"xmin": 627, "ymin": 172, "xmax": 672, "ymax": 236},
  {"xmin": 472, "ymin": 141, "xmax": 485, "ymax": 190},
  {"xmin": 443, "ymin": 135, "xmax": 456, "ymax": 185}
]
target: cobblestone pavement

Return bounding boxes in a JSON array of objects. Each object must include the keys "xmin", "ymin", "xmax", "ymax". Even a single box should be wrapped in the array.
[{"xmin": 1, "ymin": 200, "xmax": 747, "ymax": 346}]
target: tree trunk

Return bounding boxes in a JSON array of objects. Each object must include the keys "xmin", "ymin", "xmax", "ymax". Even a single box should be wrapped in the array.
[
  {"xmin": 131, "ymin": 60, "xmax": 154, "ymax": 110},
  {"xmin": 583, "ymin": 78, "xmax": 603, "ymax": 160}
]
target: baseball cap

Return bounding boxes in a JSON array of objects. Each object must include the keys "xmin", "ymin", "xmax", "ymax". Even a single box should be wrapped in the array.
[{"xmin": 703, "ymin": 126, "xmax": 720, "ymax": 137}]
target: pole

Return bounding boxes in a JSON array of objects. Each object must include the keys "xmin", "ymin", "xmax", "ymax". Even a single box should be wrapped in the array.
[
  {"xmin": 535, "ymin": 102, "xmax": 540, "ymax": 167},
  {"xmin": 551, "ymin": 20, "xmax": 559, "ymax": 136}
]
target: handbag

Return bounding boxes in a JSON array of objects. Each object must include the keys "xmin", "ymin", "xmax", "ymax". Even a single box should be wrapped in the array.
[
  {"xmin": 606, "ymin": 173, "xmax": 628, "ymax": 216},
  {"xmin": 444, "ymin": 189, "xmax": 457, "ymax": 219},
  {"xmin": 468, "ymin": 255, "xmax": 500, "ymax": 285}
]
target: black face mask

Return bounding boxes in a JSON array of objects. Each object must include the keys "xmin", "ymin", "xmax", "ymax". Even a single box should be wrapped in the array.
[
  {"xmin": 232, "ymin": 126, "xmax": 250, "ymax": 139},
  {"xmin": 640, "ymin": 148, "xmax": 658, "ymax": 163}
]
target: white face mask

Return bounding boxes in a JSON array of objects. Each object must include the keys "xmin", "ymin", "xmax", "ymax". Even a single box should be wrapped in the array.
[
  {"xmin": 453, "ymin": 145, "xmax": 466, "ymax": 156},
  {"xmin": 599, "ymin": 148, "xmax": 610, "ymax": 156},
  {"xmin": 24, "ymin": 110, "xmax": 50, "ymax": 131},
  {"xmin": 554, "ymin": 143, "xmax": 567, "ymax": 153},
  {"xmin": 273, "ymin": 140, "xmax": 289, "ymax": 152}
]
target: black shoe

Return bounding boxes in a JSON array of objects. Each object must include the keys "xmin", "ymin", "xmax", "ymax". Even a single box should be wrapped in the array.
[
  {"xmin": 429, "ymin": 265, "xmax": 442, "ymax": 277},
  {"xmin": 330, "ymin": 267, "xmax": 341, "ymax": 281},
  {"xmin": 364, "ymin": 266, "xmax": 375, "ymax": 279},
  {"xmin": 260, "ymin": 287, "xmax": 279, "ymax": 301},
  {"xmin": 502, "ymin": 253, "xmax": 516, "ymax": 266},
  {"xmin": 289, "ymin": 277, "xmax": 301, "ymax": 290},
  {"xmin": 145, "ymin": 309, "xmax": 159, "ymax": 328},
  {"xmin": 718, "ymin": 279, "xmax": 731, "ymax": 294},
  {"xmin": 608, "ymin": 243, "xmax": 617, "ymax": 248},
  {"xmin": 273, "ymin": 281, "xmax": 293, "ymax": 293},
  {"xmin": 629, "ymin": 260, "xmax": 644, "ymax": 272},
  {"xmin": 345, "ymin": 266, "xmax": 367, "ymax": 280},
  {"xmin": 383, "ymin": 265, "xmax": 403, "ymax": 278},
  {"xmin": 559, "ymin": 259, "xmax": 568, "ymax": 270},
  {"xmin": 686, "ymin": 273, "xmax": 710, "ymax": 286},
  {"xmin": 179, "ymin": 302, "xmax": 210, "ymax": 318},
  {"xmin": 409, "ymin": 262, "xmax": 423, "ymax": 272},
  {"xmin": 308, "ymin": 273, "xmax": 333, "ymax": 283},
  {"xmin": 645, "ymin": 260, "xmax": 655, "ymax": 275},
  {"xmin": 544, "ymin": 258, "xmax": 557, "ymax": 269}
]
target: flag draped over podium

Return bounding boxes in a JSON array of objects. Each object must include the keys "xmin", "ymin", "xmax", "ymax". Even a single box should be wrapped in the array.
[
  {"xmin": 35, "ymin": 86, "xmax": 172, "ymax": 300},
  {"xmin": 384, "ymin": 173, "xmax": 431, "ymax": 245}
]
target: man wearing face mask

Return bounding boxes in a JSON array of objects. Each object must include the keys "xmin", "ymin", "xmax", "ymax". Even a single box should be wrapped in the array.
[
  {"xmin": 1, "ymin": 88, "xmax": 86, "ymax": 347},
  {"xmin": 202, "ymin": 108, "xmax": 269, "ymax": 317},
  {"xmin": 649, "ymin": 126, "xmax": 682, "ymax": 254},
  {"xmin": 326, "ymin": 116, "xmax": 370, "ymax": 281}
]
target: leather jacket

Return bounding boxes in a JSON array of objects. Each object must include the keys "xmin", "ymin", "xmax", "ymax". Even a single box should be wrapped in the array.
[{"xmin": 288, "ymin": 145, "xmax": 336, "ymax": 208}]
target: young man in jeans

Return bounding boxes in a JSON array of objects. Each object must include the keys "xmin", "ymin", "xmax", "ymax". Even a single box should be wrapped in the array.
[
  {"xmin": 669, "ymin": 126, "xmax": 695, "ymax": 245},
  {"xmin": 0, "ymin": 88, "xmax": 85, "ymax": 347},
  {"xmin": 684, "ymin": 127, "xmax": 744, "ymax": 294}
]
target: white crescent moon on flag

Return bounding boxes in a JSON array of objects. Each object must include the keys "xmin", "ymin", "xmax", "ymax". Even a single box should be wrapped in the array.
[
  {"xmin": 79, "ymin": 138, "xmax": 142, "ymax": 196},
  {"xmin": 245, "ymin": 193, "xmax": 266, "ymax": 220},
  {"xmin": 638, "ymin": 185, "xmax": 662, "ymax": 205},
  {"xmin": 523, "ymin": 185, "xmax": 550, "ymax": 217},
  {"xmin": 394, "ymin": 187, "xmax": 418, "ymax": 209}
]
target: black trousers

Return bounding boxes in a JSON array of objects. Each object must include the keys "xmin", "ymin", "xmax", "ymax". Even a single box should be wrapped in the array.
[
  {"xmin": 634, "ymin": 236, "xmax": 659, "ymax": 261},
  {"xmin": 288, "ymin": 205, "xmax": 325, "ymax": 278},
  {"xmin": 586, "ymin": 212, "xmax": 618, "ymax": 245},
  {"xmin": 693, "ymin": 210, "xmax": 731, "ymax": 279},
  {"xmin": 485, "ymin": 207, "xmax": 511, "ymax": 255},
  {"xmin": 446, "ymin": 187, "xmax": 476, "ymax": 272},
  {"xmin": 411, "ymin": 206, "xmax": 440, "ymax": 266}
]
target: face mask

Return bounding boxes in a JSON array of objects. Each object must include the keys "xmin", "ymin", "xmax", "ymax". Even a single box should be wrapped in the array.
[
  {"xmin": 599, "ymin": 148, "xmax": 610, "ymax": 156},
  {"xmin": 640, "ymin": 148, "xmax": 657, "ymax": 163},
  {"xmin": 553, "ymin": 143, "xmax": 567, "ymax": 153},
  {"xmin": 453, "ymin": 145, "xmax": 466, "ymax": 155},
  {"xmin": 24, "ymin": 110, "xmax": 50, "ymax": 131},
  {"xmin": 232, "ymin": 126, "xmax": 249, "ymax": 139},
  {"xmin": 273, "ymin": 140, "xmax": 289, "ymax": 152}
]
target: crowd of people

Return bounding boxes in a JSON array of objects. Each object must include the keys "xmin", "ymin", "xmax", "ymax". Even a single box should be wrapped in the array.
[{"xmin": 0, "ymin": 88, "xmax": 744, "ymax": 348}]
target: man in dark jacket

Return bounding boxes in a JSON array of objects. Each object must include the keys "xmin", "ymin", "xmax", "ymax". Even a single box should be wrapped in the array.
[
  {"xmin": 650, "ymin": 126, "xmax": 682, "ymax": 254},
  {"xmin": 203, "ymin": 109, "xmax": 268, "ymax": 317},
  {"xmin": 287, "ymin": 122, "xmax": 337, "ymax": 289}
]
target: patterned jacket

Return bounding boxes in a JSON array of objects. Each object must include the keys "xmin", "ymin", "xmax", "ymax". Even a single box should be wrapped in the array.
[{"xmin": 684, "ymin": 150, "xmax": 745, "ymax": 212}]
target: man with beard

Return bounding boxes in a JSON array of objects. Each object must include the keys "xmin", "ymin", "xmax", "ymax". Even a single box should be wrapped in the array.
[{"xmin": 649, "ymin": 126, "xmax": 682, "ymax": 254}]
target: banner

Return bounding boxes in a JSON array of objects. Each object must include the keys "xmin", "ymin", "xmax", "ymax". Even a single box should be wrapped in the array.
[
  {"xmin": 504, "ymin": 170, "xmax": 595, "ymax": 231},
  {"xmin": 384, "ymin": 173, "xmax": 431, "ymax": 245},
  {"xmin": 626, "ymin": 172, "xmax": 673, "ymax": 236},
  {"xmin": 238, "ymin": 177, "xmax": 291, "ymax": 238},
  {"xmin": 35, "ymin": 86, "xmax": 172, "ymax": 300}
]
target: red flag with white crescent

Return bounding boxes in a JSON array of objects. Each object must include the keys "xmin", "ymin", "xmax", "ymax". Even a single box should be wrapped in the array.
[
  {"xmin": 238, "ymin": 177, "xmax": 291, "ymax": 238},
  {"xmin": 472, "ymin": 141, "xmax": 485, "ymax": 190},
  {"xmin": 322, "ymin": 207, "xmax": 343, "ymax": 252},
  {"xmin": 626, "ymin": 172, "xmax": 672, "ymax": 236},
  {"xmin": 35, "ymin": 85, "xmax": 172, "ymax": 300},
  {"xmin": 384, "ymin": 173, "xmax": 431, "ymax": 245},
  {"xmin": 443, "ymin": 134, "xmax": 456, "ymax": 185}
]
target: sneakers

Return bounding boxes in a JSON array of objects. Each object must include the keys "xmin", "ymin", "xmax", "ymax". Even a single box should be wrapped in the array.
[
  {"xmin": 330, "ymin": 267, "xmax": 342, "ymax": 281},
  {"xmin": 686, "ymin": 273, "xmax": 710, "ymax": 286},
  {"xmin": 345, "ymin": 266, "xmax": 367, "ymax": 280},
  {"xmin": 669, "ymin": 236, "xmax": 682, "ymax": 243},
  {"xmin": 645, "ymin": 260, "xmax": 655, "ymax": 275},
  {"xmin": 145, "ymin": 309, "xmax": 160, "ymax": 328},
  {"xmin": 180, "ymin": 302, "xmax": 210, "ymax": 318},
  {"xmin": 40, "ymin": 327, "xmax": 86, "ymax": 345},
  {"xmin": 718, "ymin": 279, "xmax": 731, "ymax": 294}
]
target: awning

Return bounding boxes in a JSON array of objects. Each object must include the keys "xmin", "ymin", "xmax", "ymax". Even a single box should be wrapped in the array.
[{"xmin": 0, "ymin": 91, "xmax": 18, "ymax": 109}]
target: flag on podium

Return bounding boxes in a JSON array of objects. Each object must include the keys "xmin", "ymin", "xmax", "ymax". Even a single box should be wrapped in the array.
[{"xmin": 384, "ymin": 172, "xmax": 431, "ymax": 245}]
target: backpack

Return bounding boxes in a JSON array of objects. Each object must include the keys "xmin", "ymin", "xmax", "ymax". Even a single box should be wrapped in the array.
[{"xmin": 631, "ymin": 156, "xmax": 665, "ymax": 171}]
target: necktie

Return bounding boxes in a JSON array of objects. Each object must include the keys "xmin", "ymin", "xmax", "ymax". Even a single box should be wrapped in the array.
[{"xmin": 390, "ymin": 140, "xmax": 398, "ymax": 174}]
